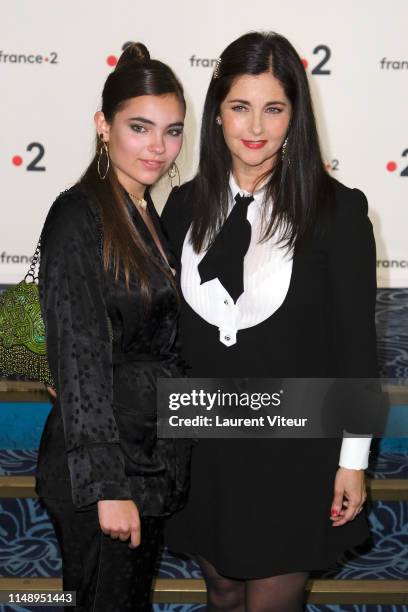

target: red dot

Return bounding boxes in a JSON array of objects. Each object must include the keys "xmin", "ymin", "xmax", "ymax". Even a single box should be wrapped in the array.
[
  {"xmin": 301, "ymin": 58, "xmax": 308, "ymax": 69},
  {"xmin": 44, "ymin": 57, "xmax": 49, "ymax": 62},
  {"xmin": 12, "ymin": 155, "xmax": 23, "ymax": 166},
  {"xmin": 106, "ymin": 55, "xmax": 117, "ymax": 67},
  {"xmin": 386, "ymin": 161, "xmax": 397, "ymax": 172}
]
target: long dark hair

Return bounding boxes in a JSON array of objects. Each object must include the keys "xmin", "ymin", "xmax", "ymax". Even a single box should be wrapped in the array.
[
  {"xmin": 80, "ymin": 43, "xmax": 185, "ymax": 294},
  {"xmin": 191, "ymin": 31, "xmax": 333, "ymax": 252}
]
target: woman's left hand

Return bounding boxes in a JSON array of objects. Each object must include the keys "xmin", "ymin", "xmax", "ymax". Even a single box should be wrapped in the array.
[{"xmin": 330, "ymin": 467, "xmax": 367, "ymax": 526}]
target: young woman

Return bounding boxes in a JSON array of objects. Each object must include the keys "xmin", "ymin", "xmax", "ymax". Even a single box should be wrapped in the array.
[
  {"xmin": 162, "ymin": 32, "xmax": 377, "ymax": 611},
  {"xmin": 36, "ymin": 43, "xmax": 191, "ymax": 611}
]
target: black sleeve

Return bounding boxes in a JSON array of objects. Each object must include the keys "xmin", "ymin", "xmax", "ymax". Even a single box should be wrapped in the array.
[
  {"xmin": 329, "ymin": 187, "xmax": 378, "ymax": 377},
  {"xmin": 39, "ymin": 190, "xmax": 132, "ymax": 508},
  {"xmin": 161, "ymin": 186, "xmax": 180, "ymax": 238},
  {"xmin": 161, "ymin": 183, "xmax": 194, "ymax": 262},
  {"xmin": 328, "ymin": 186, "xmax": 387, "ymax": 436}
]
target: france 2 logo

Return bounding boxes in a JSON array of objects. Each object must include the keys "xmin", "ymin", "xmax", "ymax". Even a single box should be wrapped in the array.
[
  {"xmin": 302, "ymin": 45, "xmax": 332, "ymax": 75},
  {"xmin": 12, "ymin": 143, "xmax": 45, "ymax": 172}
]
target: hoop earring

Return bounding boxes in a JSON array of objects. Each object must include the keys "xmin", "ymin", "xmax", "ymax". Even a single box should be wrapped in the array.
[
  {"xmin": 168, "ymin": 162, "xmax": 180, "ymax": 188},
  {"xmin": 97, "ymin": 137, "xmax": 110, "ymax": 180}
]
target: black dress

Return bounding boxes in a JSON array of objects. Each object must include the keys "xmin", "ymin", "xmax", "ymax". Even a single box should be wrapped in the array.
[
  {"xmin": 36, "ymin": 184, "xmax": 191, "ymax": 515},
  {"xmin": 161, "ymin": 178, "xmax": 377, "ymax": 579}
]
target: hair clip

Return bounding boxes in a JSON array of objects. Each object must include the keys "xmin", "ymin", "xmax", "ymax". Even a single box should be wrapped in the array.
[{"xmin": 213, "ymin": 57, "xmax": 222, "ymax": 79}]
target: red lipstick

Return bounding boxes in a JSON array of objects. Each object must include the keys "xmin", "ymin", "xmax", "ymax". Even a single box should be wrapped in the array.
[{"xmin": 241, "ymin": 140, "xmax": 267, "ymax": 149}]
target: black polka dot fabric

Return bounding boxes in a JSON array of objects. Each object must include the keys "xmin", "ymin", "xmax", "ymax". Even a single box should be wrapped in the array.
[{"xmin": 36, "ymin": 185, "xmax": 191, "ymax": 515}]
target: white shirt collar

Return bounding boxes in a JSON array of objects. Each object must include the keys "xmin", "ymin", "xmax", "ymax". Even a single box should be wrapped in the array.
[{"xmin": 229, "ymin": 172, "xmax": 267, "ymax": 207}]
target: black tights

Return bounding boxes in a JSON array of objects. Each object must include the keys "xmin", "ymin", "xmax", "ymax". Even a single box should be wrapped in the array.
[{"xmin": 197, "ymin": 556, "xmax": 308, "ymax": 612}]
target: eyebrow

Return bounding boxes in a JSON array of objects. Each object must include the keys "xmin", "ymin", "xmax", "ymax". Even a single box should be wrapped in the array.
[
  {"xmin": 227, "ymin": 99, "xmax": 287, "ymax": 106},
  {"xmin": 127, "ymin": 116, "xmax": 184, "ymax": 127}
]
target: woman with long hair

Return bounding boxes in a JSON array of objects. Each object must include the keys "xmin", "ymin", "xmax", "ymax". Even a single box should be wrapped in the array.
[
  {"xmin": 162, "ymin": 32, "xmax": 377, "ymax": 611},
  {"xmin": 36, "ymin": 42, "xmax": 191, "ymax": 611}
]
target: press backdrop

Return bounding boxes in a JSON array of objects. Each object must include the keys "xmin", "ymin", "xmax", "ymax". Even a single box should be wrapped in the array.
[{"xmin": 1, "ymin": 0, "xmax": 407, "ymax": 286}]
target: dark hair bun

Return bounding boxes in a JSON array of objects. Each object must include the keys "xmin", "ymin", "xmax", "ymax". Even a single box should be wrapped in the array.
[{"xmin": 115, "ymin": 42, "xmax": 150, "ymax": 70}]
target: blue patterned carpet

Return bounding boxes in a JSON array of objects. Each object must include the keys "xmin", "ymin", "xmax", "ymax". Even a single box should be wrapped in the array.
[
  {"xmin": 0, "ymin": 497, "xmax": 407, "ymax": 611},
  {"xmin": 0, "ymin": 487, "xmax": 406, "ymax": 582},
  {"xmin": 377, "ymin": 290, "xmax": 408, "ymax": 380},
  {"xmin": 0, "ymin": 449, "xmax": 407, "ymax": 611}
]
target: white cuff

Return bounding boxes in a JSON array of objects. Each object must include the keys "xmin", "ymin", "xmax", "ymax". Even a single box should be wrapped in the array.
[{"xmin": 338, "ymin": 432, "xmax": 372, "ymax": 470}]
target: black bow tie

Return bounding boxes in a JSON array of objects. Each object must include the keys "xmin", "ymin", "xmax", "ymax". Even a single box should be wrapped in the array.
[{"xmin": 197, "ymin": 193, "xmax": 254, "ymax": 303}]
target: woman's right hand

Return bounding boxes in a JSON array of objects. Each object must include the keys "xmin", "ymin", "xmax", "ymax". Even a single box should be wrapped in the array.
[{"xmin": 97, "ymin": 500, "xmax": 141, "ymax": 549}]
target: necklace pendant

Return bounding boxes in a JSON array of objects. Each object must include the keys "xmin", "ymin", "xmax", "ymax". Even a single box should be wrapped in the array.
[{"xmin": 128, "ymin": 192, "xmax": 147, "ymax": 211}]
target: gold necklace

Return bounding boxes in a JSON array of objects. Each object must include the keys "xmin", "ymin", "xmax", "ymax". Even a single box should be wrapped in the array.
[{"xmin": 128, "ymin": 192, "xmax": 147, "ymax": 211}]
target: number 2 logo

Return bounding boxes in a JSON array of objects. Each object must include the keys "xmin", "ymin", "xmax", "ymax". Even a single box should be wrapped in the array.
[
  {"xmin": 308, "ymin": 45, "xmax": 332, "ymax": 75},
  {"xmin": 26, "ymin": 142, "xmax": 46, "ymax": 172}
]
